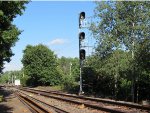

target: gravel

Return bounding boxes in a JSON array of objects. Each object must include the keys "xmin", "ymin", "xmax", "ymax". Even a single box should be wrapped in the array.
[
  {"xmin": 20, "ymin": 90, "xmax": 106, "ymax": 113},
  {"xmin": 0, "ymin": 87, "xmax": 31, "ymax": 113}
]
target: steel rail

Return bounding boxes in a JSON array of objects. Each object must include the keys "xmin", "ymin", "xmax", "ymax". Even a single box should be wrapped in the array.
[
  {"xmin": 15, "ymin": 92, "xmax": 51, "ymax": 113},
  {"xmin": 20, "ymin": 88, "xmax": 135, "ymax": 113},
  {"xmin": 23, "ymin": 87, "xmax": 150, "ymax": 111},
  {"xmin": 18, "ymin": 91, "xmax": 69, "ymax": 113}
]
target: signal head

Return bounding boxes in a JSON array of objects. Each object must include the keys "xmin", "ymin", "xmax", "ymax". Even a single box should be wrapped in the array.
[{"xmin": 79, "ymin": 32, "xmax": 85, "ymax": 41}]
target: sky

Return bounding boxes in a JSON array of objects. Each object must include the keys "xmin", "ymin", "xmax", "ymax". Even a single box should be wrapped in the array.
[{"xmin": 3, "ymin": 1, "xmax": 96, "ymax": 72}]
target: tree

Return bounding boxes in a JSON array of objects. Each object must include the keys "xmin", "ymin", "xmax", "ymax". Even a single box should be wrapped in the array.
[
  {"xmin": 0, "ymin": 71, "xmax": 10, "ymax": 84},
  {"xmin": 134, "ymin": 38, "xmax": 150, "ymax": 101},
  {"xmin": 84, "ymin": 51, "xmax": 131, "ymax": 99},
  {"xmin": 0, "ymin": 70, "xmax": 23, "ymax": 84},
  {"xmin": 0, "ymin": 1, "xmax": 28, "ymax": 72},
  {"xmin": 90, "ymin": 1, "xmax": 150, "ymax": 101},
  {"xmin": 57, "ymin": 57, "xmax": 79, "ymax": 79},
  {"xmin": 22, "ymin": 44, "xmax": 62, "ymax": 86},
  {"xmin": 57, "ymin": 57, "xmax": 79, "ymax": 92},
  {"xmin": 90, "ymin": 1, "xmax": 150, "ymax": 54}
]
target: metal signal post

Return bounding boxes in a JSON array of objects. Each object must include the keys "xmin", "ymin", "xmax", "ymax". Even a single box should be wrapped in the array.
[{"xmin": 79, "ymin": 12, "xmax": 86, "ymax": 95}]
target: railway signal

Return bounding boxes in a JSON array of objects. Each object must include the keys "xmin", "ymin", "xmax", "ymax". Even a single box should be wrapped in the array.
[
  {"xmin": 79, "ymin": 32, "xmax": 85, "ymax": 41},
  {"xmin": 79, "ymin": 12, "xmax": 86, "ymax": 95},
  {"xmin": 80, "ymin": 49, "xmax": 86, "ymax": 60},
  {"xmin": 79, "ymin": 12, "xmax": 85, "ymax": 19},
  {"xmin": 79, "ymin": 12, "xmax": 85, "ymax": 28},
  {"xmin": 79, "ymin": 31, "xmax": 86, "ymax": 60}
]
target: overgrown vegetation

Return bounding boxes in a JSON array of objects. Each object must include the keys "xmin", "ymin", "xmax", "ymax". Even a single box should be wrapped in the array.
[{"xmin": 85, "ymin": 1, "xmax": 150, "ymax": 102}]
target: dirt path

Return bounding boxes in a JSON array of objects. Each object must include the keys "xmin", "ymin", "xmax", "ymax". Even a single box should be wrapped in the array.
[{"xmin": 0, "ymin": 87, "xmax": 31, "ymax": 113}]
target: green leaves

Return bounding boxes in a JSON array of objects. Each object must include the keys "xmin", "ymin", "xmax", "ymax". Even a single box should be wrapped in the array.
[
  {"xmin": 0, "ymin": 1, "xmax": 28, "ymax": 73},
  {"xmin": 21, "ymin": 45, "xmax": 79, "ymax": 88},
  {"xmin": 92, "ymin": 1, "xmax": 150, "ymax": 52},
  {"xmin": 0, "ymin": 10, "xmax": 3, "ymax": 16},
  {"xmin": 22, "ymin": 44, "xmax": 61, "ymax": 86},
  {"xmin": 88, "ymin": 1, "xmax": 150, "ymax": 101}
]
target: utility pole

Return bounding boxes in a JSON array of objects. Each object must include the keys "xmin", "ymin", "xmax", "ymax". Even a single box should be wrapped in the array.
[
  {"xmin": 12, "ymin": 74, "xmax": 13, "ymax": 85},
  {"xmin": 70, "ymin": 62, "xmax": 72, "ymax": 76},
  {"xmin": 131, "ymin": 7, "xmax": 136, "ymax": 103}
]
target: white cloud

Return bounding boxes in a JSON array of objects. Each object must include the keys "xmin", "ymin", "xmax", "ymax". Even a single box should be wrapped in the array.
[{"xmin": 48, "ymin": 38, "xmax": 66, "ymax": 46}]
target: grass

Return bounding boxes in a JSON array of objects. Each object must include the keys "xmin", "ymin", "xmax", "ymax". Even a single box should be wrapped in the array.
[
  {"xmin": 0, "ymin": 95, "xmax": 3, "ymax": 102},
  {"xmin": 49, "ymin": 85, "xmax": 63, "ymax": 91}
]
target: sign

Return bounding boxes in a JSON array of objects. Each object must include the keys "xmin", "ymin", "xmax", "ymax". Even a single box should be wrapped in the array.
[{"xmin": 15, "ymin": 79, "xmax": 20, "ymax": 86}]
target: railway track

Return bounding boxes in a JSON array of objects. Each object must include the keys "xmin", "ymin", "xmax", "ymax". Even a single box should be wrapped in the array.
[
  {"xmin": 19, "ymin": 87, "xmax": 150, "ymax": 113},
  {"xmin": 15, "ymin": 91, "xmax": 69, "ymax": 113}
]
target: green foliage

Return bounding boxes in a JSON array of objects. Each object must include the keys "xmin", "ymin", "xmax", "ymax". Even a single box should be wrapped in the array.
[
  {"xmin": 91, "ymin": 1, "xmax": 150, "ymax": 53},
  {"xmin": 21, "ymin": 46, "xmax": 79, "ymax": 90},
  {"xmin": 138, "ymin": 72, "xmax": 150, "ymax": 100},
  {"xmin": 117, "ymin": 78, "xmax": 131, "ymax": 100},
  {"xmin": 20, "ymin": 75, "xmax": 28, "ymax": 86},
  {"xmin": 22, "ymin": 44, "xmax": 62, "ymax": 86},
  {"xmin": 57, "ymin": 57, "xmax": 79, "ymax": 78},
  {"xmin": 57, "ymin": 57, "xmax": 79, "ymax": 92},
  {"xmin": 62, "ymin": 75, "xmax": 78, "ymax": 92},
  {"xmin": 83, "ymin": 51, "xmax": 131, "ymax": 98},
  {"xmin": 88, "ymin": 1, "xmax": 150, "ymax": 101},
  {"xmin": 0, "ymin": 70, "xmax": 23, "ymax": 84},
  {"xmin": 0, "ymin": 72, "xmax": 10, "ymax": 84},
  {"xmin": 135, "ymin": 39, "xmax": 150, "ymax": 73},
  {"xmin": 0, "ymin": 1, "xmax": 28, "ymax": 72}
]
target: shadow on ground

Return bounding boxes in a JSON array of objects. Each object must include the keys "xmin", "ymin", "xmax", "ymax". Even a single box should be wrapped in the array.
[
  {"xmin": 0, "ymin": 87, "xmax": 13, "ymax": 113},
  {"xmin": 0, "ymin": 104, "xmax": 13, "ymax": 113}
]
